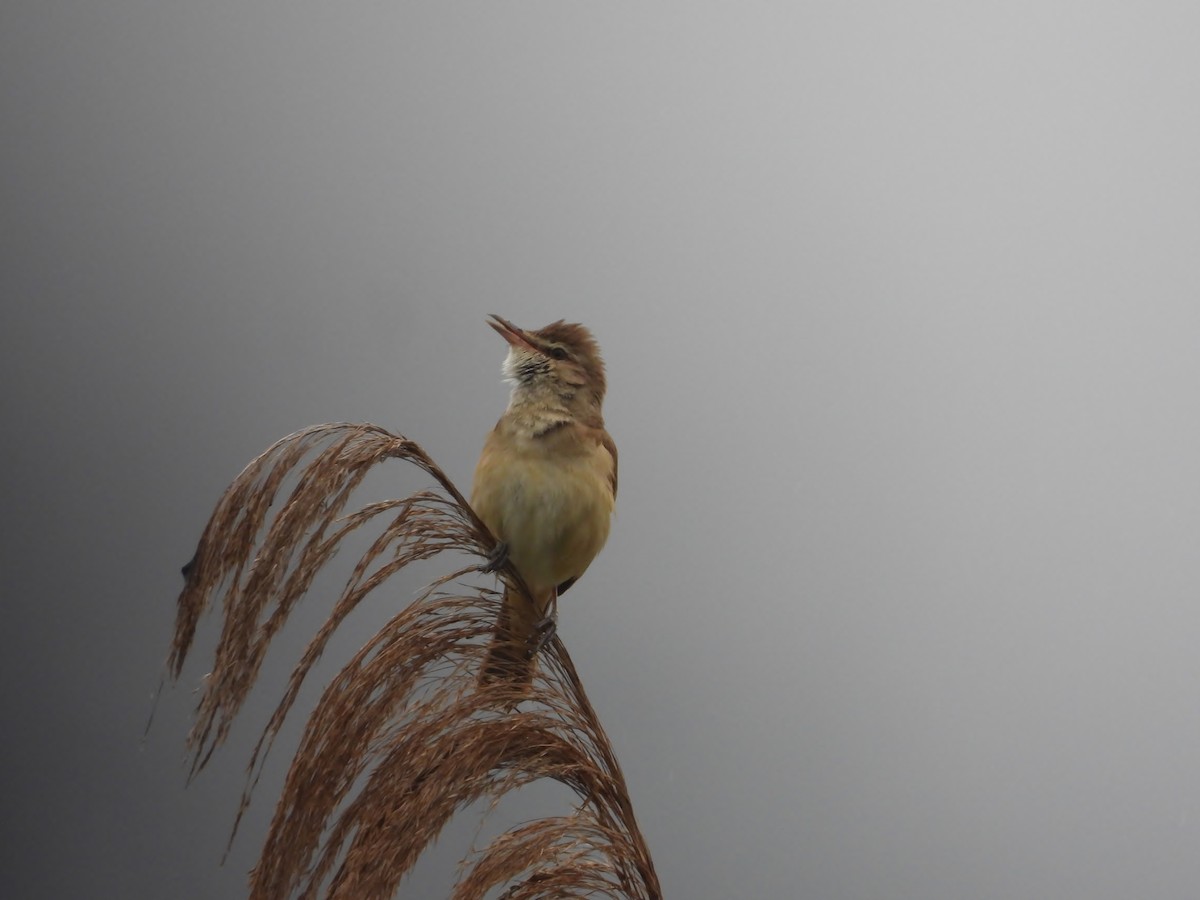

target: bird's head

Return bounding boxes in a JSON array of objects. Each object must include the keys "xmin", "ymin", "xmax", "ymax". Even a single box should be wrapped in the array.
[{"xmin": 487, "ymin": 314, "xmax": 607, "ymax": 411}]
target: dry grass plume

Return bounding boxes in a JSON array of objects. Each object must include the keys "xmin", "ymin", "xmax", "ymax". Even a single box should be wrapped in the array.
[{"xmin": 169, "ymin": 422, "xmax": 660, "ymax": 899}]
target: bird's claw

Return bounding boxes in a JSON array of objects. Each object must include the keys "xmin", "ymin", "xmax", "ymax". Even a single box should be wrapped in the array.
[
  {"xmin": 482, "ymin": 541, "xmax": 509, "ymax": 574},
  {"xmin": 526, "ymin": 616, "xmax": 557, "ymax": 659}
]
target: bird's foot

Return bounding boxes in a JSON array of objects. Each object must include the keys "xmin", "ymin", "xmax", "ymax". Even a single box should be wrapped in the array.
[
  {"xmin": 525, "ymin": 615, "xmax": 557, "ymax": 659},
  {"xmin": 482, "ymin": 541, "xmax": 509, "ymax": 574}
]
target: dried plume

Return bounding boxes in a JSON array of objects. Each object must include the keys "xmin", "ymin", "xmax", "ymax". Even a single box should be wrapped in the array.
[{"xmin": 169, "ymin": 423, "xmax": 660, "ymax": 899}]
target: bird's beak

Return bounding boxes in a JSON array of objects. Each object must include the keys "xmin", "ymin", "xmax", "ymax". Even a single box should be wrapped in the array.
[{"xmin": 487, "ymin": 314, "xmax": 541, "ymax": 354}]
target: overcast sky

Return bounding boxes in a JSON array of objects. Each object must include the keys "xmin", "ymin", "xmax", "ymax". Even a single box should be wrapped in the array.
[{"xmin": 3, "ymin": 3, "xmax": 1200, "ymax": 898}]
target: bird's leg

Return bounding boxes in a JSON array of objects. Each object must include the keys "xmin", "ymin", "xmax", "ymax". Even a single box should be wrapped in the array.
[
  {"xmin": 481, "ymin": 540, "xmax": 509, "ymax": 574},
  {"xmin": 526, "ymin": 590, "xmax": 559, "ymax": 659},
  {"xmin": 526, "ymin": 617, "xmax": 557, "ymax": 659}
]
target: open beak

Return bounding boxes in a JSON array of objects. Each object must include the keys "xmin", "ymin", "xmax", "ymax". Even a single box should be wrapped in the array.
[{"xmin": 487, "ymin": 314, "xmax": 541, "ymax": 354}]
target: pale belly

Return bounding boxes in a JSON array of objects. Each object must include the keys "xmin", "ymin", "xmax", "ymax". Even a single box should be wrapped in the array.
[{"xmin": 473, "ymin": 452, "xmax": 613, "ymax": 594}]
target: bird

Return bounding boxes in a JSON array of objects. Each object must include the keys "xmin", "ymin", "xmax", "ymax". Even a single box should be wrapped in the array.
[{"xmin": 472, "ymin": 315, "xmax": 618, "ymax": 695}]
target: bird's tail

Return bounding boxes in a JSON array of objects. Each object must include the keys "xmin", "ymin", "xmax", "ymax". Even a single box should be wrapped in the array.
[{"xmin": 479, "ymin": 586, "xmax": 546, "ymax": 696}]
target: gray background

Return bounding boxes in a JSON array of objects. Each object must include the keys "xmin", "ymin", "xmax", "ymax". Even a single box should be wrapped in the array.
[{"xmin": 3, "ymin": 3, "xmax": 1199, "ymax": 898}]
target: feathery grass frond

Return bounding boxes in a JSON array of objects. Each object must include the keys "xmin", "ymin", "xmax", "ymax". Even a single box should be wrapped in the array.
[{"xmin": 169, "ymin": 423, "xmax": 660, "ymax": 899}]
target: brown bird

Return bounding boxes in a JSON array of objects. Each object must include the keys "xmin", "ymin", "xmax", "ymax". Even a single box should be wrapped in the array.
[{"xmin": 472, "ymin": 315, "xmax": 617, "ymax": 694}]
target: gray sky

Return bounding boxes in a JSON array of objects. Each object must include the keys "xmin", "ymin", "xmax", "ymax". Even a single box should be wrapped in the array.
[{"xmin": 3, "ymin": 3, "xmax": 1200, "ymax": 898}]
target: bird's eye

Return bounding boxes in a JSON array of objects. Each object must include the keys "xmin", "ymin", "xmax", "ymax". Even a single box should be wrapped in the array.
[{"xmin": 547, "ymin": 346, "xmax": 569, "ymax": 360}]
